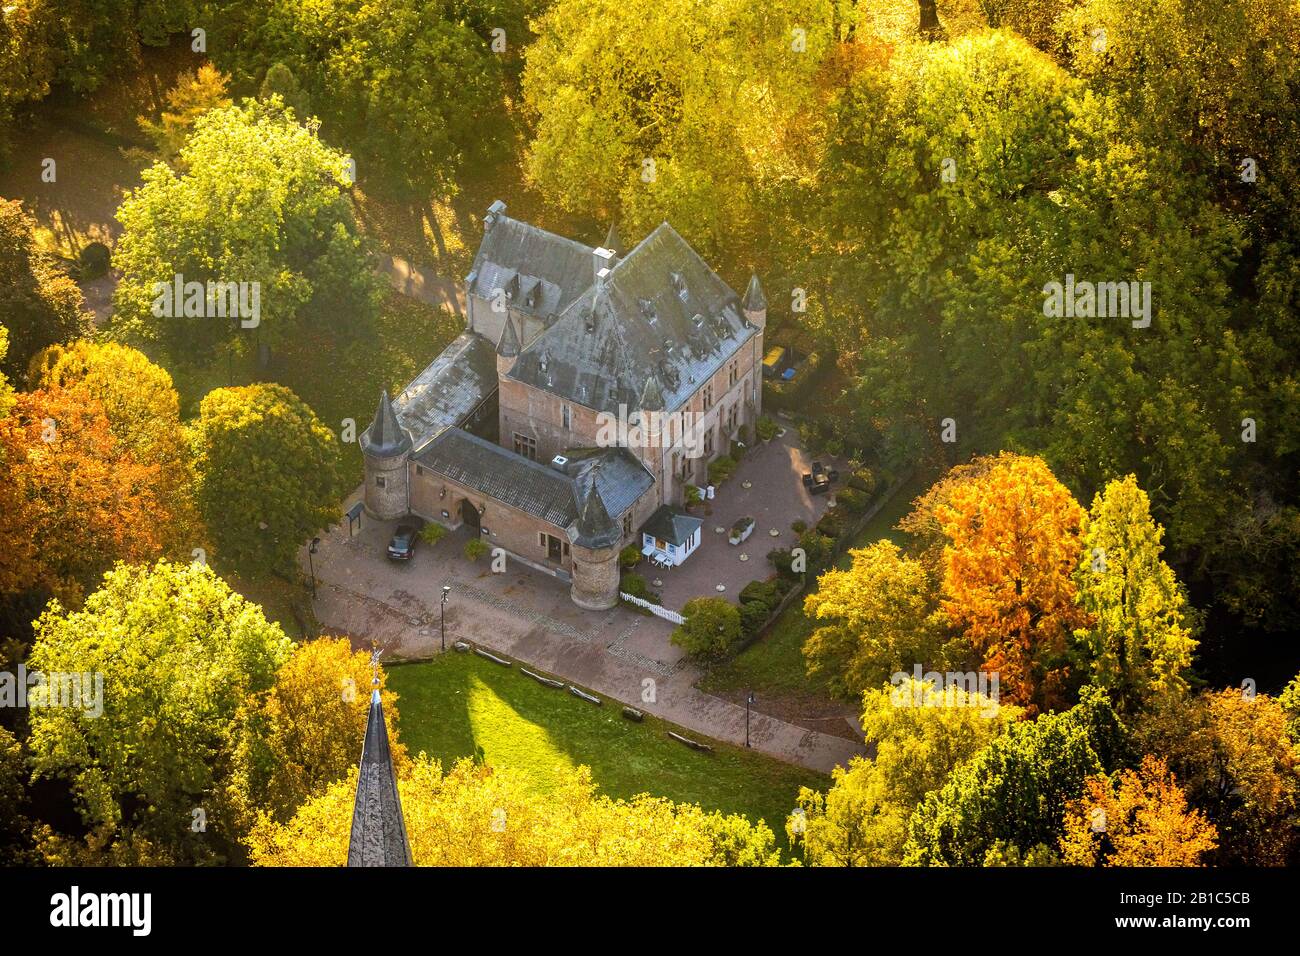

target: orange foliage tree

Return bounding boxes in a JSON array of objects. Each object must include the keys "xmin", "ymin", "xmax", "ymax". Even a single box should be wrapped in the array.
[
  {"xmin": 0, "ymin": 387, "xmax": 165, "ymax": 603},
  {"xmin": 1060, "ymin": 754, "xmax": 1218, "ymax": 866},
  {"xmin": 904, "ymin": 453, "xmax": 1090, "ymax": 711}
]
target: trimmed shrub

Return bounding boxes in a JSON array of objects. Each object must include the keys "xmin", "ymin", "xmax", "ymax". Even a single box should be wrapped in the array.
[
  {"xmin": 739, "ymin": 579, "xmax": 780, "ymax": 610},
  {"xmin": 816, "ymin": 511, "xmax": 845, "ymax": 539},
  {"xmin": 847, "ymin": 467, "xmax": 877, "ymax": 496},
  {"xmin": 836, "ymin": 487, "xmax": 868, "ymax": 513},
  {"xmin": 671, "ymin": 597, "xmax": 742, "ymax": 661},
  {"xmin": 708, "ymin": 454, "xmax": 737, "ymax": 485},
  {"xmin": 463, "ymin": 537, "xmax": 489, "ymax": 561},
  {"xmin": 791, "ymin": 519, "xmax": 808, "ymax": 534},
  {"xmin": 419, "ymin": 523, "xmax": 448, "ymax": 545},
  {"xmin": 756, "ymin": 416, "xmax": 778, "ymax": 442},
  {"xmin": 768, "ymin": 547, "xmax": 795, "ymax": 576},
  {"xmin": 739, "ymin": 599, "xmax": 771, "ymax": 639},
  {"xmin": 618, "ymin": 544, "xmax": 642, "ymax": 570},
  {"xmin": 619, "ymin": 572, "xmax": 660, "ymax": 604}
]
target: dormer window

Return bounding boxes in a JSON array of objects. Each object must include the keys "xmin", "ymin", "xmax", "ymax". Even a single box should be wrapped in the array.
[{"xmin": 671, "ymin": 272, "xmax": 687, "ymax": 302}]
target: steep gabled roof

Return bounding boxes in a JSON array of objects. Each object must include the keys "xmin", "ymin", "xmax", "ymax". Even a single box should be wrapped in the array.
[
  {"xmin": 411, "ymin": 429, "xmax": 653, "ymax": 531},
  {"xmin": 466, "ymin": 206, "xmax": 595, "ymax": 321},
  {"xmin": 509, "ymin": 223, "xmax": 755, "ymax": 414},
  {"xmin": 390, "ymin": 332, "xmax": 497, "ymax": 451},
  {"xmin": 347, "ymin": 689, "xmax": 412, "ymax": 867}
]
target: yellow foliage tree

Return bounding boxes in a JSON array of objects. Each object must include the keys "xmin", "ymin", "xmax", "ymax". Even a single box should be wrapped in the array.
[
  {"xmin": 803, "ymin": 540, "xmax": 947, "ymax": 699},
  {"xmin": 248, "ymin": 757, "xmax": 780, "ymax": 867},
  {"xmin": 231, "ymin": 637, "xmax": 407, "ymax": 826},
  {"xmin": 1060, "ymin": 755, "xmax": 1217, "ymax": 866}
]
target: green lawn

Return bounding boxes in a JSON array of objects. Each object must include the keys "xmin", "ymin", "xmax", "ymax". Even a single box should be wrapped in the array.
[{"xmin": 385, "ymin": 653, "xmax": 826, "ymax": 857}]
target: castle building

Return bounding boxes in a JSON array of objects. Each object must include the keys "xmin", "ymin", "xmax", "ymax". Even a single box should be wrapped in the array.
[{"xmin": 360, "ymin": 201, "xmax": 766, "ymax": 610}]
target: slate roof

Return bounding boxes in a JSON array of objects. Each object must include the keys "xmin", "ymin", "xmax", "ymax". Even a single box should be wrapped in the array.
[
  {"xmin": 742, "ymin": 272, "xmax": 767, "ymax": 313},
  {"xmin": 412, "ymin": 428, "xmax": 652, "ymax": 530},
  {"xmin": 360, "ymin": 390, "xmax": 412, "ymax": 458},
  {"xmin": 466, "ymin": 208, "xmax": 596, "ymax": 322},
  {"xmin": 347, "ymin": 689, "xmax": 412, "ymax": 867},
  {"xmin": 391, "ymin": 332, "xmax": 497, "ymax": 450},
  {"xmin": 642, "ymin": 505, "xmax": 703, "ymax": 547},
  {"xmin": 509, "ymin": 223, "xmax": 756, "ymax": 414},
  {"xmin": 574, "ymin": 469, "xmax": 619, "ymax": 549}
]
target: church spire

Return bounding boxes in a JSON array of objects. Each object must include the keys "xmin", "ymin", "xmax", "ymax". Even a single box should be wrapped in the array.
[{"xmin": 347, "ymin": 677, "xmax": 412, "ymax": 867}]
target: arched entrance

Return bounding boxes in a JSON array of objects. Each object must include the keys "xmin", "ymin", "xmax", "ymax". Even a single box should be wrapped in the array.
[{"xmin": 459, "ymin": 498, "xmax": 481, "ymax": 531}]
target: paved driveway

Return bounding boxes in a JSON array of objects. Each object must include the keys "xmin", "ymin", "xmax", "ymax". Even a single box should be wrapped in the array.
[
  {"xmin": 653, "ymin": 429, "xmax": 845, "ymax": 611},
  {"xmin": 303, "ymin": 492, "xmax": 867, "ymax": 775}
]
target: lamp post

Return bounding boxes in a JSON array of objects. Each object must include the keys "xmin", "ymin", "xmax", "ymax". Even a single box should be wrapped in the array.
[
  {"xmin": 746, "ymin": 690, "xmax": 755, "ymax": 748},
  {"xmin": 307, "ymin": 537, "xmax": 320, "ymax": 599},
  {"xmin": 440, "ymin": 584, "xmax": 451, "ymax": 652}
]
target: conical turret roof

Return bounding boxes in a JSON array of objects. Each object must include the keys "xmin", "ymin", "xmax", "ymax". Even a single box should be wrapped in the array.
[{"xmin": 361, "ymin": 390, "xmax": 412, "ymax": 457}]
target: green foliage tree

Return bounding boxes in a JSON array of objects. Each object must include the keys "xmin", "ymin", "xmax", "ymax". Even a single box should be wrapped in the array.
[
  {"xmin": 25, "ymin": 561, "xmax": 294, "ymax": 863},
  {"xmin": 1073, "ymin": 476, "xmax": 1197, "ymax": 710},
  {"xmin": 803, "ymin": 541, "xmax": 947, "ymax": 699},
  {"xmin": 110, "ymin": 100, "xmax": 382, "ymax": 367},
  {"xmin": 191, "ymin": 383, "xmax": 341, "ymax": 577},
  {"xmin": 0, "ymin": 200, "xmax": 92, "ymax": 380},
  {"xmin": 902, "ymin": 685, "xmax": 1125, "ymax": 865},
  {"xmin": 796, "ymin": 678, "xmax": 1020, "ymax": 865}
]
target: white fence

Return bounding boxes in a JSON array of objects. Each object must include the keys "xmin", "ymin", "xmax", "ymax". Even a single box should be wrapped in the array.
[{"xmin": 620, "ymin": 592, "xmax": 685, "ymax": 625}]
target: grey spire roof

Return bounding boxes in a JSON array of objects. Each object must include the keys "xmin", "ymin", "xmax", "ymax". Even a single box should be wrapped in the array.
[
  {"xmin": 638, "ymin": 370, "xmax": 665, "ymax": 412},
  {"xmin": 360, "ymin": 390, "xmax": 412, "ymax": 457},
  {"xmin": 574, "ymin": 468, "xmax": 620, "ymax": 549},
  {"xmin": 604, "ymin": 221, "xmax": 622, "ymax": 256},
  {"xmin": 348, "ymin": 689, "xmax": 412, "ymax": 867},
  {"xmin": 742, "ymin": 272, "xmax": 767, "ymax": 313},
  {"xmin": 496, "ymin": 315, "xmax": 520, "ymax": 357}
]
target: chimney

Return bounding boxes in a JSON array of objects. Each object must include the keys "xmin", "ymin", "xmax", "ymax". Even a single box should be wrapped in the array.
[
  {"xmin": 484, "ymin": 199, "xmax": 506, "ymax": 228},
  {"xmin": 593, "ymin": 247, "xmax": 615, "ymax": 285}
]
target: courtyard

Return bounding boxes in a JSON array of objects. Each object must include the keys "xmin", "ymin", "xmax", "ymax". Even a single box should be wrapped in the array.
[{"xmin": 648, "ymin": 426, "xmax": 845, "ymax": 611}]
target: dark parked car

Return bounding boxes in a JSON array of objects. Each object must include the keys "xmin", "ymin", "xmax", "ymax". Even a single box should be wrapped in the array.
[{"xmin": 387, "ymin": 521, "xmax": 424, "ymax": 561}]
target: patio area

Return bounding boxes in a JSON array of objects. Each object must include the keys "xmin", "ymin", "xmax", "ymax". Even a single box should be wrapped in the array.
[{"xmin": 647, "ymin": 428, "xmax": 845, "ymax": 612}]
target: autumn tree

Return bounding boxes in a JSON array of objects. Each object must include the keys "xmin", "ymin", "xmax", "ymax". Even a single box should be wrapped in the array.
[
  {"xmin": 1073, "ymin": 476, "xmax": 1196, "ymax": 710},
  {"xmin": 803, "ymin": 541, "xmax": 947, "ymax": 699},
  {"xmin": 903, "ymin": 685, "xmax": 1124, "ymax": 865},
  {"xmin": 26, "ymin": 561, "xmax": 294, "ymax": 864},
  {"xmin": 904, "ymin": 453, "xmax": 1089, "ymax": 711},
  {"xmin": 248, "ymin": 756, "xmax": 780, "ymax": 867},
  {"xmin": 191, "ymin": 383, "xmax": 340, "ymax": 577},
  {"xmin": 1059, "ymin": 755, "xmax": 1217, "ymax": 866},
  {"xmin": 795, "ymin": 678, "xmax": 1019, "ymax": 865},
  {"xmin": 0, "ymin": 387, "xmax": 164, "ymax": 604},
  {"xmin": 522, "ymin": 0, "xmax": 834, "ymax": 268},
  {"xmin": 1133, "ymin": 689, "xmax": 1300, "ymax": 866},
  {"xmin": 29, "ymin": 340, "xmax": 201, "ymax": 554},
  {"xmin": 137, "ymin": 64, "xmax": 232, "ymax": 166},
  {"xmin": 232, "ymin": 637, "xmax": 406, "ymax": 823},
  {"xmin": 0, "ymin": 200, "xmax": 92, "ymax": 380}
]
